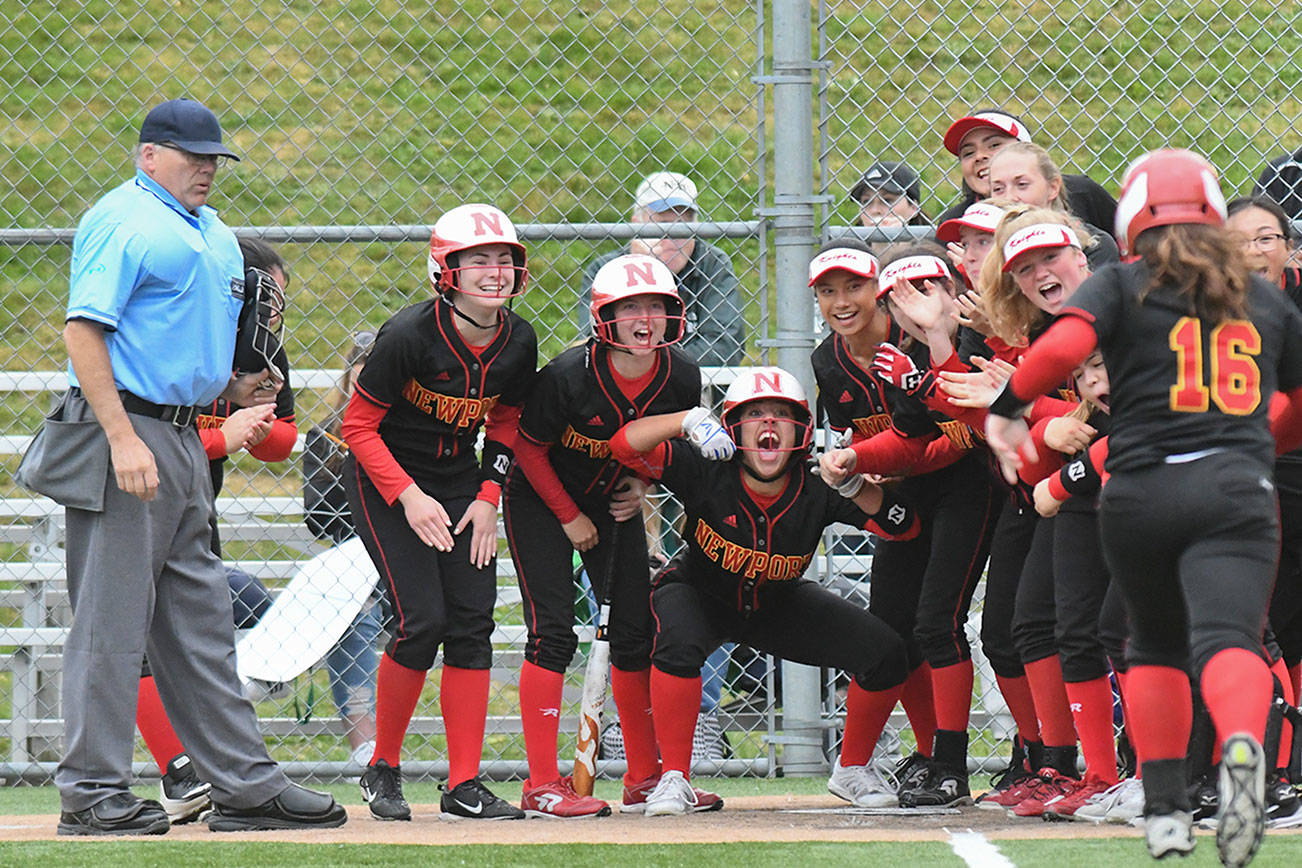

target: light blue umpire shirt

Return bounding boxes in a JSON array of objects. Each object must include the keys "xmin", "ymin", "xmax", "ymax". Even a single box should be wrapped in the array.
[{"xmin": 67, "ymin": 170, "xmax": 245, "ymax": 407}]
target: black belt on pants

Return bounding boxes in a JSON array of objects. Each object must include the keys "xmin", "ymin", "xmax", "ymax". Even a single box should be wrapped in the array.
[{"xmin": 70, "ymin": 387, "xmax": 201, "ymax": 428}]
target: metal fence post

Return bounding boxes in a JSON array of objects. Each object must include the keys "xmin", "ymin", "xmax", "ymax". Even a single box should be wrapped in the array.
[{"xmin": 770, "ymin": 0, "xmax": 824, "ymax": 776}]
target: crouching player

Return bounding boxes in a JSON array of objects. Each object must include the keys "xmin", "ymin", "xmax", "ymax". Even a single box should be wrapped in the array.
[{"xmin": 609, "ymin": 367, "xmax": 921, "ymax": 815}]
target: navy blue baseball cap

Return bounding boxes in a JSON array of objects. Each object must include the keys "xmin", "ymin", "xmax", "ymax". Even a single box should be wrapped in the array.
[{"xmin": 139, "ymin": 98, "xmax": 240, "ymax": 160}]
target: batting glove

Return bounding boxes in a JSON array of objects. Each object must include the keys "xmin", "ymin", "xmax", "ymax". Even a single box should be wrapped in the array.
[
  {"xmin": 681, "ymin": 407, "xmax": 735, "ymax": 460},
  {"xmin": 871, "ymin": 343, "xmax": 936, "ymax": 398},
  {"xmin": 834, "ymin": 472, "xmax": 865, "ymax": 499}
]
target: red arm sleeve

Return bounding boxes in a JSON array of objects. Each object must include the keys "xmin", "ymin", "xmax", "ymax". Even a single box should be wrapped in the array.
[
  {"xmin": 1006, "ymin": 316, "xmax": 1098, "ymax": 403},
  {"xmin": 341, "ymin": 391, "xmax": 414, "ymax": 505},
  {"xmin": 484, "ymin": 403, "xmax": 521, "ymax": 452},
  {"xmin": 199, "ymin": 427, "xmax": 227, "ymax": 460},
  {"xmin": 1047, "ymin": 435, "xmax": 1110, "ymax": 500},
  {"xmin": 921, "ymin": 350, "xmax": 992, "ymax": 428},
  {"xmin": 247, "ymin": 418, "xmax": 298, "ymax": 463},
  {"xmin": 513, "ymin": 437, "xmax": 581, "ymax": 525},
  {"xmin": 908, "ymin": 434, "xmax": 968, "ymax": 475},
  {"xmin": 610, "ymin": 427, "xmax": 670, "ymax": 480},
  {"xmin": 1018, "ymin": 416, "xmax": 1067, "ymax": 484},
  {"xmin": 849, "ymin": 428, "xmax": 931, "ymax": 476},
  {"xmin": 1027, "ymin": 395, "xmax": 1079, "ymax": 424},
  {"xmin": 1271, "ymin": 387, "xmax": 1302, "ymax": 454}
]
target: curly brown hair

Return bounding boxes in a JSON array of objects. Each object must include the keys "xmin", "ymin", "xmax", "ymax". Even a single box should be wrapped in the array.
[
  {"xmin": 979, "ymin": 207, "xmax": 1094, "ymax": 345},
  {"xmin": 1132, "ymin": 224, "xmax": 1249, "ymax": 323}
]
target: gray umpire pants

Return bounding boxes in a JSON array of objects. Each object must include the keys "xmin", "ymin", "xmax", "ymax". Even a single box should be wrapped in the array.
[{"xmin": 55, "ymin": 395, "xmax": 288, "ymax": 811}]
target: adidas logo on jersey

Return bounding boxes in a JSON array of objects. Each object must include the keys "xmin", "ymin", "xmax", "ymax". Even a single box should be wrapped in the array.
[
  {"xmin": 839, "ymin": 390, "xmax": 854, "ymax": 403},
  {"xmin": 588, "ymin": 415, "xmax": 603, "ymax": 426},
  {"xmin": 724, "ymin": 515, "xmax": 737, "ymax": 527},
  {"xmin": 435, "ymin": 371, "xmax": 451, "ymax": 381}
]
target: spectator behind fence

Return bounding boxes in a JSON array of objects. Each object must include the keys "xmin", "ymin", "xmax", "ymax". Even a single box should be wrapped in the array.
[
  {"xmin": 849, "ymin": 160, "xmax": 932, "ymax": 230},
  {"xmin": 302, "ymin": 330, "xmax": 387, "ymax": 765},
  {"xmin": 1255, "ymin": 146, "xmax": 1302, "ymax": 221},
  {"xmin": 582, "ymin": 171, "xmax": 745, "ymax": 366},
  {"xmin": 54, "ymin": 97, "xmax": 344, "ymax": 836},
  {"xmin": 936, "ymin": 109, "xmax": 1117, "ymax": 238}
]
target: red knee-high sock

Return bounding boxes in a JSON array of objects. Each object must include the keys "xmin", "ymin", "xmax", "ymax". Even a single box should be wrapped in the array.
[
  {"xmin": 442, "ymin": 666, "xmax": 490, "ymax": 788},
  {"xmin": 372, "ymin": 653, "xmax": 427, "ymax": 767},
  {"xmin": 650, "ymin": 667, "xmax": 701, "ymax": 777},
  {"xmin": 995, "ymin": 673, "xmax": 1042, "ymax": 744},
  {"xmin": 930, "ymin": 660, "xmax": 974, "ymax": 732},
  {"xmin": 1200, "ymin": 647, "xmax": 1272, "ymax": 746},
  {"xmin": 1290, "ymin": 662, "xmax": 1302, "ymax": 705},
  {"xmin": 519, "ymin": 661, "xmax": 564, "ymax": 786},
  {"xmin": 611, "ymin": 666, "xmax": 660, "ymax": 784},
  {"xmin": 1127, "ymin": 665, "xmax": 1192, "ymax": 761},
  {"xmin": 841, "ymin": 681, "xmax": 904, "ymax": 766},
  {"xmin": 899, "ymin": 663, "xmax": 936, "ymax": 757},
  {"xmin": 1064, "ymin": 676, "xmax": 1119, "ymax": 784},
  {"xmin": 1271, "ymin": 656, "xmax": 1296, "ymax": 771},
  {"xmin": 1024, "ymin": 655, "xmax": 1077, "ymax": 749},
  {"xmin": 136, "ymin": 675, "xmax": 186, "ymax": 774}
]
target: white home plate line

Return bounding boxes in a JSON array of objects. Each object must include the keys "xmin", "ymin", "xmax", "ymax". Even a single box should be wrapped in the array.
[{"xmin": 946, "ymin": 828, "xmax": 1016, "ymax": 868}]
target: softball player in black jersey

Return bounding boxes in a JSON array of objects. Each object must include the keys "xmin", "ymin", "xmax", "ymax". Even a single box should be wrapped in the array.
[
  {"xmin": 610, "ymin": 367, "xmax": 921, "ymax": 816},
  {"xmin": 811, "ymin": 244, "xmax": 998, "ymax": 808},
  {"xmin": 343, "ymin": 204, "xmax": 538, "ymax": 822},
  {"xmin": 502, "ymin": 253, "xmax": 705, "ymax": 818},
  {"xmin": 988, "ymin": 149, "xmax": 1302, "ymax": 864}
]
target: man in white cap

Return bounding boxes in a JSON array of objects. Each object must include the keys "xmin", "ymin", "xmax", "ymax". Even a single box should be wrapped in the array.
[{"xmin": 582, "ymin": 171, "xmax": 744, "ymax": 367}]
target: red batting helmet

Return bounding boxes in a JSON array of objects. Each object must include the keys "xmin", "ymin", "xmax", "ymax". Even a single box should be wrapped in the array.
[
  {"xmin": 1114, "ymin": 149, "xmax": 1228, "ymax": 256},
  {"xmin": 589, "ymin": 253, "xmax": 685, "ymax": 348},
  {"xmin": 722, "ymin": 366, "xmax": 814, "ymax": 458},
  {"xmin": 427, "ymin": 204, "xmax": 528, "ymax": 297}
]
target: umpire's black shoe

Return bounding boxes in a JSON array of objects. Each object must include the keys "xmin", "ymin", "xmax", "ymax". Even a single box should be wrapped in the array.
[
  {"xmin": 57, "ymin": 792, "xmax": 171, "ymax": 836},
  {"xmin": 360, "ymin": 760, "xmax": 411, "ymax": 821},
  {"xmin": 207, "ymin": 783, "xmax": 347, "ymax": 831},
  {"xmin": 440, "ymin": 777, "xmax": 525, "ymax": 819}
]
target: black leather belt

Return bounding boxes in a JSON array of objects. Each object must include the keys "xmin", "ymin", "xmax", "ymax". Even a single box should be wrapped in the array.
[
  {"xmin": 70, "ymin": 387, "xmax": 200, "ymax": 427},
  {"xmin": 119, "ymin": 392, "xmax": 200, "ymax": 427}
]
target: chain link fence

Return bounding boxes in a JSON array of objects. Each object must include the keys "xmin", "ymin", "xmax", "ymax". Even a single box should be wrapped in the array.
[{"xmin": 2, "ymin": 0, "xmax": 1300, "ymax": 783}]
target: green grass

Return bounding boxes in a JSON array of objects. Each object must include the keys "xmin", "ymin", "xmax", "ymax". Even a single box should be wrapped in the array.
[{"xmin": 4, "ymin": 835, "xmax": 1302, "ymax": 867}]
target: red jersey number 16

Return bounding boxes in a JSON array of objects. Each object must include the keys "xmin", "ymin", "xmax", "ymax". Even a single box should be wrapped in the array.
[{"xmin": 1168, "ymin": 316, "xmax": 1262, "ymax": 415}]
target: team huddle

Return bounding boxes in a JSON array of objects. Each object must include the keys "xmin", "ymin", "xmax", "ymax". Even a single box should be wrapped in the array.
[
  {"xmin": 333, "ymin": 118, "xmax": 1302, "ymax": 868},
  {"xmin": 50, "ymin": 97, "xmax": 1302, "ymax": 868}
]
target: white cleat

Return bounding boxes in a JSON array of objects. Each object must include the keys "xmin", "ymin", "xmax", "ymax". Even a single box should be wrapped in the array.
[
  {"xmin": 1144, "ymin": 810, "xmax": 1195, "ymax": 859},
  {"xmin": 1073, "ymin": 777, "xmax": 1144, "ymax": 825},
  {"xmin": 827, "ymin": 757, "xmax": 899, "ymax": 808},
  {"xmin": 643, "ymin": 770, "xmax": 700, "ymax": 817},
  {"xmin": 1217, "ymin": 733, "xmax": 1266, "ymax": 868}
]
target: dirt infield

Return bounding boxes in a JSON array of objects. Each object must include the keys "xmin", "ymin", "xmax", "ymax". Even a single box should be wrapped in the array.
[{"xmin": 0, "ymin": 794, "xmax": 1221, "ymax": 844}]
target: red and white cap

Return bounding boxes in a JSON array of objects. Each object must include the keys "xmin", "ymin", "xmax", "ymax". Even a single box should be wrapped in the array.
[
  {"xmin": 808, "ymin": 247, "xmax": 880, "ymax": 285},
  {"xmin": 877, "ymin": 255, "xmax": 950, "ymax": 300},
  {"xmin": 943, "ymin": 111, "xmax": 1033, "ymax": 156},
  {"xmin": 936, "ymin": 202, "xmax": 1007, "ymax": 244},
  {"xmin": 1114, "ymin": 148, "xmax": 1227, "ymax": 256},
  {"xmin": 1001, "ymin": 223, "xmax": 1082, "ymax": 271}
]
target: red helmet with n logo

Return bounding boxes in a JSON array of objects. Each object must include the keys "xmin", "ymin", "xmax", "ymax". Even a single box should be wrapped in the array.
[
  {"xmin": 722, "ymin": 366, "xmax": 813, "ymax": 455},
  {"xmin": 1114, "ymin": 149, "xmax": 1227, "ymax": 256},
  {"xmin": 589, "ymin": 253, "xmax": 685, "ymax": 347},
  {"xmin": 428, "ymin": 204, "xmax": 528, "ymax": 296}
]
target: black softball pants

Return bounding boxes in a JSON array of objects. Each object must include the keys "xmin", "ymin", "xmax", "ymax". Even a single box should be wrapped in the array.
[
  {"xmin": 1099, "ymin": 454, "xmax": 1278, "ymax": 676},
  {"xmin": 650, "ymin": 576, "xmax": 909, "ymax": 692},
  {"xmin": 504, "ymin": 485, "xmax": 652, "ymax": 673},
  {"xmin": 1051, "ymin": 508, "xmax": 1113, "ymax": 683},
  {"xmin": 981, "ymin": 502, "xmax": 1039, "ymax": 678},
  {"xmin": 346, "ymin": 460, "xmax": 495, "ymax": 671}
]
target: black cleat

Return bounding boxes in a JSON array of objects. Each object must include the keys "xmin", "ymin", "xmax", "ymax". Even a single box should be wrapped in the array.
[
  {"xmin": 159, "ymin": 753, "xmax": 212, "ymax": 825},
  {"xmin": 360, "ymin": 760, "xmax": 411, "ymax": 821},
  {"xmin": 57, "ymin": 792, "xmax": 170, "ymax": 836},
  {"xmin": 899, "ymin": 763, "xmax": 972, "ymax": 808},
  {"xmin": 440, "ymin": 777, "xmax": 525, "ymax": 820},
  {"xmin": 207, "ymin": 783, "xmax": 347, "ymax": 831}
]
